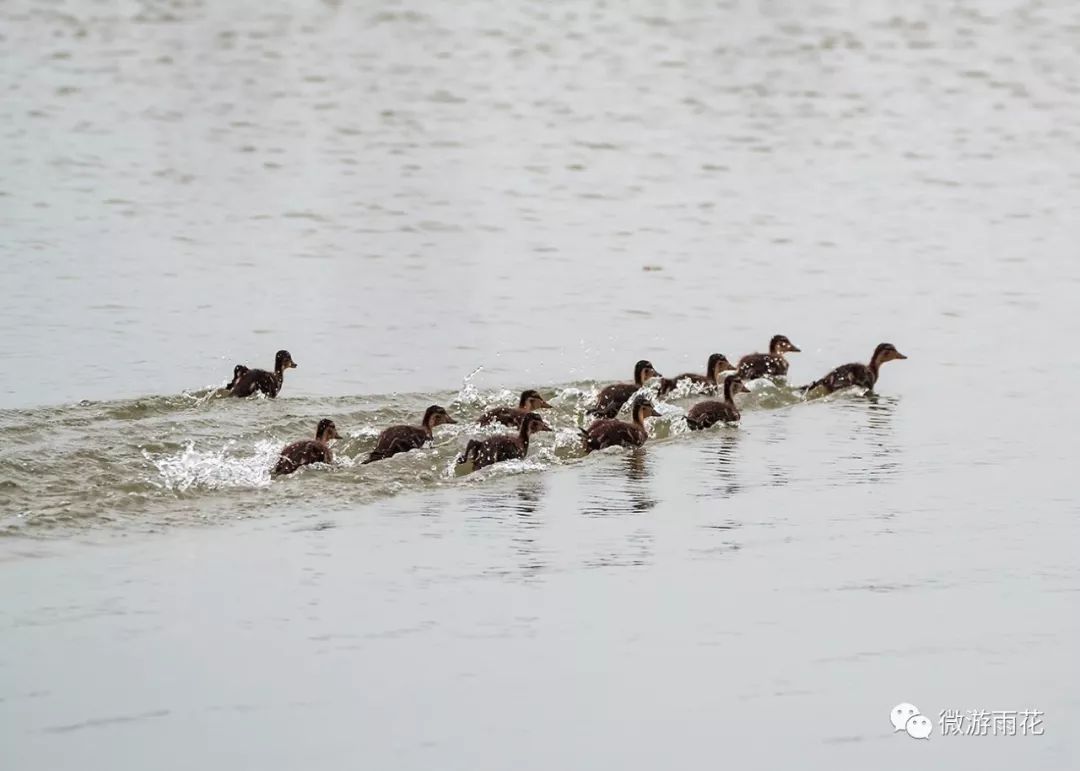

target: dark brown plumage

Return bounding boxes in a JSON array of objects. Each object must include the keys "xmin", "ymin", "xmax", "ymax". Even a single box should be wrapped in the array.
[
  {"xmin": 801, "ymin": 343, "xmax": 907, "ymax": 396},
  {"xmin": 273, "ymin": 419, "xmax": 339, "ymax": 476},
  {"xmin": 362, "ymin": 405, "xmax": 457, "ymax": 464},
  {"xmin": 225, "ymin": 364, "xmax": 249, "ymax": 391},
  {"xmin": 457, "ymin": 412, "xmax": 553, "ymax": 470},
  {"xmin": 477, "ymin": 389, "xmax": 552, "ymax": 428},
  {"xmin": 230, "ymin": 350, "xmax": 297, "ymax": 398},
  {"xmin": 659, "ymin": 353, "xmax": 736, "ymax": 396},
  {"xmin": 587, "ymin": 360, "xmax": 661, "ymax": 419},
  {"xmin": 582, "ymin": 396, "xmax": 658, "ymax": 452},
  {"xmin": 685, "ymin": 376, "xmax": 749, "ymax": 430},
  {"xmin": 737, "ymin": 335, "xmax": 800, "ymax": 380}
]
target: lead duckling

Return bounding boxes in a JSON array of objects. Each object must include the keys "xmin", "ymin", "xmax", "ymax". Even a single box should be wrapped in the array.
[
  {"xmin": 800, "ymin": 343, "xmax": 907, "ymax": 396},
  {"xmin": 586, "ymin": 359, "xmax": 662, "ymax": 419},
  {"xmin": 273, "ymin": 418, "xmax": 340, "ymax": 476},
  {"xmin": 581, "ymin": 396, "xmax": 659, "ymax": 452},
  {"xmin": 659, "ymin": 353, "xmax": 736, "ymax": 396},
  {"xmin": 737, "ymin": 335, "xmax": 800, "ymax": 381},
  {"xmin": 457, "ymin": 412, "xmax": 553, "ymax": 471},
  {"xmin": 477, "ymin": 389, "xmax": 552, "ymax": 428},
  {"xmin": 225, "ymin": 364, "xmax": 249, "ymax": 391},
  {"xmin": 685, "ymin": 376, "xmax": 750, "ymax": 430},
  {"xmin": 362, "ymin": 405, "xmax": 457, "ymax": 464},
  {"xmin": 230, "ymin": 350, "xmax": 297, "ymax": 398}
]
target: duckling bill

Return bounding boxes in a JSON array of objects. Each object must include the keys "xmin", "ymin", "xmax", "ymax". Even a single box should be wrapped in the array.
[
  {"xmin": 581, "ymin": 396, "xmax": 658, "ymax": 451},
  {"xmin": 477, "ymin": 389, "xmax": 552, "ymax": 428},
  {"xmin": 230, "ymin": 350, "xmax": 297, "ymax": 398},
  {"xmin": 801, "ymin": 343, "xmax": 907, "ymax": 396},
  {"xmin": 659, "ymin": 353, "xmax": 735, "ymax": 396},
  {"xmin": 273, "ymin": 419, "xmax": 339, "ymax": 475},
  {"xmin": 737, "ymin": 335, "xmax": 799, "ymax": 380},
  {"xmin": 458, "ymin": 412, "xmax": 552, "ymax": 471},
  {"xmin": 362, "ymin": 405, "xmax": 456, "ymax": 463},
  {"xmin": 587, "ymin": 360, "xmax": 661, "ymax": 419},
  {"xmin": 685, "ymin": 376, "xmax": 749, "ymax": 430}
]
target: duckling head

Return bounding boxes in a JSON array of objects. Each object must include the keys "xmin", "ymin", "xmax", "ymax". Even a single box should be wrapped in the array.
[
  {"xmin": 275, "ymin": 350, "xmax": 298, "ymax": 370},
  {"xmin": 872, "ymin": 342, "xmax": 907, "ymax": 365},
  {"xmin": 522, "ymin": 412, "xmax": 553, "ymax": 434},
  {"xmin": 423, "ymin": 404, "xmax": 457, "ymax": 428},
  {"xmin": 634, "ymin": 360, "xmax": 661, "ymax": 384},
  {"xmin": 316, "ymin": 419, "xmax": 340, "ymax": 441},
  {"xmin": 769, "ymin": 335, "xmax": 800, "ymax": 354},
  {"xmin": 631, "ymin": 395, "xmax": 659, "ymax": 422},
  {"xmin": 520, "ymin": 389, "xmax": 553, "ymax": 410},
  {"xmin": 707, "ymin": 353, "xmax": 736, "ymax": 378},
  {"xmin": 724, "ymin": 375, "xmax": 751, "ymax": 398}
]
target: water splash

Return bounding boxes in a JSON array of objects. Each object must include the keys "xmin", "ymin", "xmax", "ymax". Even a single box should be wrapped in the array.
[{"xmin": 148, "ymin": 441, "xmax": 277, "ymax": 492}]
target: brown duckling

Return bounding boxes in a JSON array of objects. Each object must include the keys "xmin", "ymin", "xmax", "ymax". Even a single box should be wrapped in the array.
[
  {"xmin": 581, "ymin": 396, "xmax": 659, "ymax": 452},
  {"xmin": 800, "ymin": 343, "xmax": 907, "ymax": 396},
  {"xmin": 477, "ymin": 389, "xmax": 552, "ymax": 428},
  {"xmin": 737, "ymin": 335, "xmax": 800, "ymax": 380},
  {"xmin": 273, "ymin": 419, "xmax": 340, "ymax": 476},
  {"xmin": 685, "ymin": 376, "xmax": 750, "ymax": 430},
  {"xmin": 659, "ymin": 353, "xmax": 736, "ymax": 396},
  {"xmin": 586, "ymin": 359, "xmax": 662, "ymax": 419},
  {"xmin": 457, "ymin": 412, "xmax": 553, "ymax": 470},
  {"xmin": 362, "ymin": 405, "xmax": 457, "ymax": 464},
  {"xmin": 225, "ymin": 364, "xmax": 249, "ymax": 391},
  {"xmin": 230, "ymin": 350, "xmax": 297, "ymax": 398}
]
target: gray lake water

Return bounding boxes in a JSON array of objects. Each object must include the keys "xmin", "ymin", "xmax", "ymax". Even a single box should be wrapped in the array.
[{"xmin": 1, "ymin": 0, "xmax": 1078, "ymax": 768}]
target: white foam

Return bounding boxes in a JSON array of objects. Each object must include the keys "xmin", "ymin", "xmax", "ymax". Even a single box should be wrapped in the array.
[{"xmin": 147, "ymin": 440, "xmax": 278, "ymax": 492}]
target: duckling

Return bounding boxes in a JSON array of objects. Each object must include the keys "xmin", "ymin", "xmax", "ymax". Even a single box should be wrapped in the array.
[
  {"xmin": 586, "ymin": 360, "xmax": 662, "ymax": 419},
  {"xmin": 230, "ymin": 350, "xmax": 297, "ymax": 398},
  {"xmin": 800, "ymin": 343, "xmax": 907, "ymax": 396},
  {"xmin": 225, "ymin": 364, "xmax": 249, "ymax": 391},
  {"xmin": 362, "ymin": 405, "xmax": 457, "ymax": 464},
  {"xmin": 685, "ymin": 376, "xmax": 750, "ymax": 430},
  {"xmin": 457, "ymin": 412, "xmax": 553, "ymax": 470},
  {"xmin": 273, "ymin": 419, "xmax": 340, "ymax": 476},
  {"xmin": 737, "ymin": 335, "xmax": 800, "ymax": 380},
  {"xmin": 659, "ymin": 353, "xmax": 736, "ymax": 396},
  {"xmin": 581, "ymin": 396, "xmax": 658, "ymax": 452},
  {"xmin": 477, "ymin": 389, "xmax": 552, "ymax": 428}
]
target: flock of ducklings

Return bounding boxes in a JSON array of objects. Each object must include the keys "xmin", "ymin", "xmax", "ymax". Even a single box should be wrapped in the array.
[{"xmin": 222, "ymin": 336, "xmax": 907, "ymax": 477}]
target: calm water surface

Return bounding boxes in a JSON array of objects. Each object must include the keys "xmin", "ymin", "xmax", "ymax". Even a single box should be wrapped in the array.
[{"xmin": 1, "ymin": 0, "xmax": 1078, "ymax": 768}]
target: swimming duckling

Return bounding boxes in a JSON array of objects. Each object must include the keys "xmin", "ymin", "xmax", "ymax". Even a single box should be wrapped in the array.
[
  {"xmin": 800, "ymin": 343, "xmax": 907, "ymax": 396},
  {"xmin": 581, "ymin": 396, "xmax": 659, "ymax": 452},
  {"xmin": 225, "ymin": 364, "xmax": 249, "ymax": 391},
  {"xmin": 659, "ymin": 353, "xmax": 736, "ymax": 396},
  {"xmin": 586, "ymin": 360, "xmax": 662, "ymax": 419},
  {"xmin": 685, "ymin": 376, "xmax": 750, "ymax": 430},
  {"xmin": 362, "ymin": 405, "xmax": 457, "ymax": 464},
  {"xmin": 477, "ymin": 389, "xmax": 552, "ymax": 428},
  {"xmin": 457, "ymin": 412, "xmax": 553, "ymax": 470},
  {"xmin": 737, "ymin": 335, "xmax": 800, "ymax": 380},
  {"xmin": 230, "ymin": 350, "xmax": 297, "ymax": 398},
  {"xmin": 273, "ymin": 419, "xmax": 340, "ymax": 476}
]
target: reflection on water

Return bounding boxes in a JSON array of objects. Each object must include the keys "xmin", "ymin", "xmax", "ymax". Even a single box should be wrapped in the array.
[
  {"xmin": 581, "ymin": 449, "xmax": 656, "ymax": 516},
  {"xmin": 697, "ymin": 430, "xmax": 743, "ymax": 500},
  {"xmin": 835, "ymin": 395, "xmax": 900, "ymax": 487},
  {"xmin": 762, "ymin": 412, "xmax": 793, "ymax": 489},
  {"xmin": 857, "ymin": 395, "xmax": 901, "ymax": 485},
  {"xmin": 462, "ymin": 476, "xmax": 547, "ymax": 578}
]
